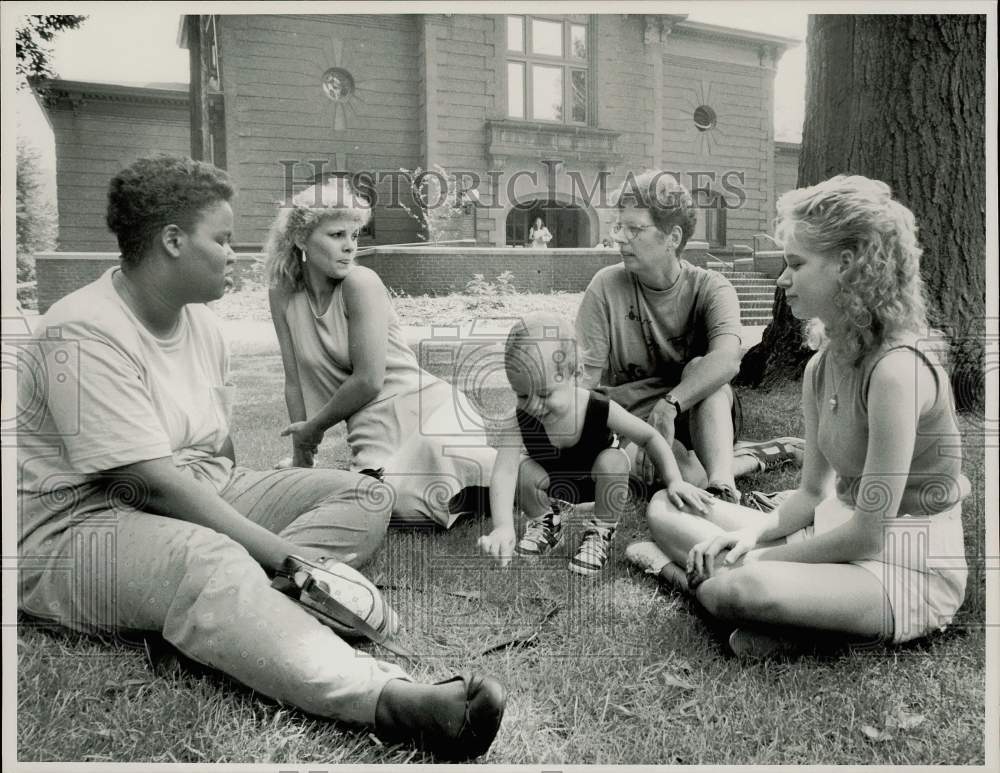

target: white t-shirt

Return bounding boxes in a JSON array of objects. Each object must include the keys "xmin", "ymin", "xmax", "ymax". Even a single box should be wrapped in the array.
[{"xmin": 17, "ymin": 267, "xmax": 234, "ymax": 550}]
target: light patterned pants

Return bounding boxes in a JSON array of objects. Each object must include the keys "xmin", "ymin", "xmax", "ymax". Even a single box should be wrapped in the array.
[{"xmin": 18, "ymin": 466, "xmax": 407, "ymax": 726}]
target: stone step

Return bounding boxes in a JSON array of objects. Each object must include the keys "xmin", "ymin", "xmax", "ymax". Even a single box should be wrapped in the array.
[
  {"xmin": 706, "ymin": 263, "xmax": 771, "ymax": 278},
  {"xmin": 729, "ymin": 278, "xmax": 778, "ymax": 285},
  {"xmin": 740, "ymin": 317, "xmax": 773, "ymax": 326}
]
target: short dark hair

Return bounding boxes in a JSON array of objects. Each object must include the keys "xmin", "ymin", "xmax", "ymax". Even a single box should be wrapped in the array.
[
  {"xmin": 106, "ymin": 156, "xmax": 234, "ymax": 266},
  {"xmin": 614, "ymin": 170, "xmax": 697, "ymax": 251}
]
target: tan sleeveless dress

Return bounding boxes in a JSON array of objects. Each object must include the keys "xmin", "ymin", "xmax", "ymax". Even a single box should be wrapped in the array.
[{"xmin": 284, "ymin": 271, "xmax": 495, "ymax": 528}]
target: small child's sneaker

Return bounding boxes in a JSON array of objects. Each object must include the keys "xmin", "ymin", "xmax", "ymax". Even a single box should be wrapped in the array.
[
  {"xmin": 568, "ymin": 527, "xmax": 614, "ymax": 576},
  {"xmin": 624, "ymin": 540, "xmax": 672, "ymax": 576},
  {"xmin": 517, "ymin": 509, "xmax": 563, "ymax": 557}
]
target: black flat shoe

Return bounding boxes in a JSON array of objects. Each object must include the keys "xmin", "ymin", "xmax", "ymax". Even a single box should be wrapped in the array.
[
  {"xmin": 375, "ymin": 671, "xmax": 506, "ymax": 761},
  {"xmin": 432, "ymin": 672, "xmax": 506, "ymax": 761}
]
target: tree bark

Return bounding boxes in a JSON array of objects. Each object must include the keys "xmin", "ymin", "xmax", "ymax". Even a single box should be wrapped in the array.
[{"xmin": 739, "ymin": 15, "xmax": 986, "ymax": 409}]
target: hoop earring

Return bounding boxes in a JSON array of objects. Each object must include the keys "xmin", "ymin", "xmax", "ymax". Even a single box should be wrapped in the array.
[{"xmin": 301, "ymin": 248, "xmax": 308, "ymax": 263}]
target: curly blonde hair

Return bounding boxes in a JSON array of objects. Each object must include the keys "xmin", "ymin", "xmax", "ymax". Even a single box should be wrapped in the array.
[
  {"xmin": 264, "ymin": 178, "xmax": 372, "ymax": 293},
  {"xmin": 775, "ymin": 175, "xmax": 930, "ymax": 364}
]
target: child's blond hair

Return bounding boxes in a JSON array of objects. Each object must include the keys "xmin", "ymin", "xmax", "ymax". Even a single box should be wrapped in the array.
[{"xmin": 503, "ymin": 312, "xmax": 582, "ymax": 388}]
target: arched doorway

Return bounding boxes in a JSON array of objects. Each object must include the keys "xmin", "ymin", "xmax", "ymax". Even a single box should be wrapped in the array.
[{"xmin": 505, "ymin": 199, "xmax": 592, "ymax": 248}]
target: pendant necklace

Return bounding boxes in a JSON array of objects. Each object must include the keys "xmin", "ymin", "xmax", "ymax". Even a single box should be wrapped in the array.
[
  {"xmin": 828, "ymin": 357, "xmax": 852, "ymax": 412},
  {"xmin": 305, "ymin": 283, "xmax": 332, "ymax": 320}
]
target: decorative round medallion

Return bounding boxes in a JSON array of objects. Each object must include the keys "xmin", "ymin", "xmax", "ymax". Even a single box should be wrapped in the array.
[
  {"xmin": 322, "ymin": 67, "xmax": 355, "ymax": 102},
  {"xmin": 693, "ymin": 105, "xmax": 717, "ymax": 132}
]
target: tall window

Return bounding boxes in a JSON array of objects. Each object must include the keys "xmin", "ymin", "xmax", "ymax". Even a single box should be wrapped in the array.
[{"xmin": 506, "ymin": 15, "xmax": 589, "ymax": 124}]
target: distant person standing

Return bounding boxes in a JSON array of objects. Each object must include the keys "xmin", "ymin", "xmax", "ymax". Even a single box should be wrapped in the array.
[{"xmin": 529, "ymin": 217, "xmax": 553, "ymax": 248}]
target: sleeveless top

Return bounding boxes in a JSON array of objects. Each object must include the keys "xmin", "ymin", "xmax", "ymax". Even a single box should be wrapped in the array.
[
  {"xmin": 283, "ymin": 271, "xmax": 438, "ymax": 418},
  {"xmin": 812, "ymin": 340, "xmax": 969, "ymax": 515},
  {"xmin": 517, "ymin": 392, "xmax": 614, "ymax": 476}
]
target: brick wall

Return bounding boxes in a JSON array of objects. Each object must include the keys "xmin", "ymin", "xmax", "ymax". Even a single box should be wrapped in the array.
[
  {"xmin": 34, "ymin": 254, "xmax": 263, "ymax": 313},
  {"xmin": 357, "ymin": 247, "xmax": 620, "ymax": 295},
  {"xmin": 35, "ymin": 240, "xmax": 710, "ymax": 311},
  {"xmin": 357, "ymin": 240, "xmax": 708, "ymax": 294}
]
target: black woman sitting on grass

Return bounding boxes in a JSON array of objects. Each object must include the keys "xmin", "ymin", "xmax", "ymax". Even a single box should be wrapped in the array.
[
  {"xmin": 627, "ymin": 175, "xmax": 970, "ymax": 658},
  {"xmin": 15, "ymin": 155, "xmax": 505, "ymax": 761}
]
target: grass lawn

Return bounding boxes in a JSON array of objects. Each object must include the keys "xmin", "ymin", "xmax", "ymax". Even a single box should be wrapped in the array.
[{"xmin": 17, "ymin": 299, "xmax": 987, "ymax": 764}]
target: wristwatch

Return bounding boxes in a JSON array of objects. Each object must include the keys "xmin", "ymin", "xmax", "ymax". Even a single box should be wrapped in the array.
[{"xmin": 663, "ymin": 394, "xmax": 682, "ymax": 414}]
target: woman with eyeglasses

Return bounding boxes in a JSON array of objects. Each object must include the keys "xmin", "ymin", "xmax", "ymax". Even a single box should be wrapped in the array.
[{"xmin": 576, "ymin": 171, "xmax": 798, "ymax": 507}]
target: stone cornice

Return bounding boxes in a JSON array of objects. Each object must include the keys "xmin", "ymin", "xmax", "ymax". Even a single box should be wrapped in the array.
[
  {"xmin": 31, "ymin": 79, "xmax": 199, "ymax": 107},
  {"xmin": 672, "ymin": 19, "xmax": 800, "ymax": 52},
  {"xmin": 486, "ymin": 119, "xmax": 623, "ymax": 168},
  {"xmin": 292, "ymin": 13, "xmax": 416, "ymax": 29},
  {"xmin": 32, "ymin": 78, "xmax": 222, "ymax": 110}
]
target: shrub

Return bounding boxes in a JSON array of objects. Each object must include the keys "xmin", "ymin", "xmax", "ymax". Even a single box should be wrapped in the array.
[{"xmin": 464, "ymin": 271, "xmax": 519, "ymax": 313}]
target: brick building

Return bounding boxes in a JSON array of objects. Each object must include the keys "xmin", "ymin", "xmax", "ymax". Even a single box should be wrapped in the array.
[{"xmin": 33, "ymin": 13, "xmax": 800, "ymax": 310}]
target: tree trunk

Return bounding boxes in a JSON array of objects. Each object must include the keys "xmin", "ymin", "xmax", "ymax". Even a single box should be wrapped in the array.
[{"xmin": 740, "ymin": 15, "xmax": 986, "ymax": 409}]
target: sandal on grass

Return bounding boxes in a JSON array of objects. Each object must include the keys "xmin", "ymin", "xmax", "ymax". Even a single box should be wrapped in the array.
[
  {"xmin": 741, "ymin": 489, "xmax": 795, "ymax": 513},
  {"xmin": 705, "ymin": 482, "xmax": 739, "ymax": 504},
  {"xmin": 734, "ymin": 437, "xmax": 804, "ymax": 472}
]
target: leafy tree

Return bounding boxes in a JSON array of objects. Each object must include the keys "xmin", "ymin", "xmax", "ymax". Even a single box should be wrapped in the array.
[
  {"xmin": 397, "ymin": 165, "xmax": 471, "ymax": 243},
  {"xmin": 15, "ymin": 14, "xmax": 86, "ymax": 83},
  {"xmin": 16, "ymin": 140, "xmax": 57, "ymax": 309}
]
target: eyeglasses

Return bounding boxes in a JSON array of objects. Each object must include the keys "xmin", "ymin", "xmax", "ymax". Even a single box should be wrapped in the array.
[{"xmin": 609, "ymin": 221, "xmax": 655, "ymax": 242}]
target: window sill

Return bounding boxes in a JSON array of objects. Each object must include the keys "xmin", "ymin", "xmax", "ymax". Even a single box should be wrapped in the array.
[{"xmin": 486, "ymin": 119, "xmax": 623, "ymax": 167}]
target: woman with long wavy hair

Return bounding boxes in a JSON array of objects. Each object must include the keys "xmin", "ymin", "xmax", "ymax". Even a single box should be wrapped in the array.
[{"xmin": 627, "ymin": 175, "xmax": 970, "ymax": 657}]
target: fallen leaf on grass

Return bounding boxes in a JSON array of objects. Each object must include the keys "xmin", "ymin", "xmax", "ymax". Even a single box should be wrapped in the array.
[
  {"xmin": 861, "ymin": 709, "xmax": 926, "ymax": 742},
  {"xmin": 861, "ymin": 725, "xmax": 893, "ymax": 742},
  {"xmin": 660, "ymin": 672, "xmax": 697, "ymax": 691},
  {"xmin": 609, "ymin": 703, "xmax": 637, "ymax": 718},
  {"xmin": 675, "ymin": 698, "xmax": 699, "ymax": 715},
  {"xmin": 891, "ymin": 710, "xmax": 926, "ymax": 730}
]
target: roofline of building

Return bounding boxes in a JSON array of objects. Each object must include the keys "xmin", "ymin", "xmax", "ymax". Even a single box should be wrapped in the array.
[
  {"xmin": 177, "ymin": 13, "xmax": 800, "ymax": 51},
  {"xmin": 673, "ymin": 19, "xmax": 800, "ymax": 50},
  {"xmin": 33, "ymin": 77, "xmax": 189, "ymax": 103},
  {"xmin": 29, "ymin": 78, "xmax": 225, "ymax": 112}
]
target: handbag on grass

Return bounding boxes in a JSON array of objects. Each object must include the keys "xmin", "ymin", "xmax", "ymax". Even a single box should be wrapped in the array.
[{"xmin": 271, "ymin": 554, "xmax": 406, "ymax": 653}]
